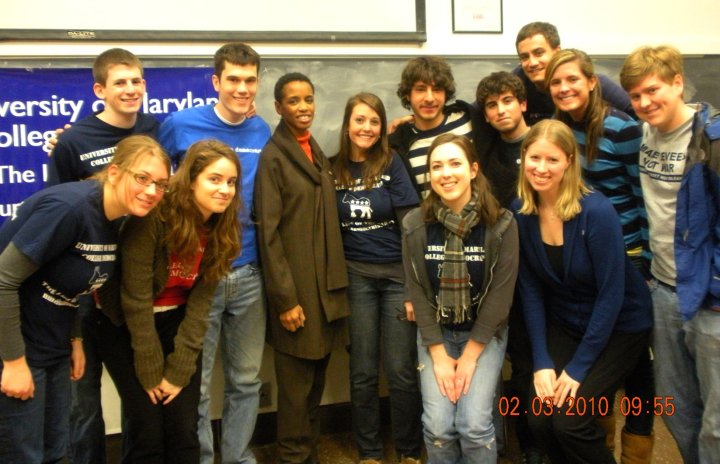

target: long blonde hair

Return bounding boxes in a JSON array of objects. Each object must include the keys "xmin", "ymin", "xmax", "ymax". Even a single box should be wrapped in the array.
[
  {"xmin": 93, "ymin": 135, "xmax": 170, "ymax": 184},
  {"xmin": 517, "ymin": 120, "xmax": 589, "ymax": 220}
]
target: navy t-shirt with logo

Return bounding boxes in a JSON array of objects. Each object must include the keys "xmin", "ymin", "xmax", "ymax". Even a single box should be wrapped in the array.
[
  {"xmin": 0, "ymin": 180, "xmax": 119, "ymax": 366},
  {"xmin": 335, "ymin": 153, "xmax": 418, "ymax": 263}
]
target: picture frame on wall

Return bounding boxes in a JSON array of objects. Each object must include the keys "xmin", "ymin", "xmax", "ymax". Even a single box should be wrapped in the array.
[{"xmin": 452, "ymin": 0, "xmax": 503, "ymax": 33}]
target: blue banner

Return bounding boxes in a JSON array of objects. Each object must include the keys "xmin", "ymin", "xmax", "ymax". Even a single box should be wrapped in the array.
[{"xmin": 0, "ymin": 67, "xmax": 219, "ymax": 225}]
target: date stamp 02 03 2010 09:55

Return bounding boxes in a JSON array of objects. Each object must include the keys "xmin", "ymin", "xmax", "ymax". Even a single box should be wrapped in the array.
[{"xmin": 498, "ymin": 395, "xmax": 676, "ymax": 417}]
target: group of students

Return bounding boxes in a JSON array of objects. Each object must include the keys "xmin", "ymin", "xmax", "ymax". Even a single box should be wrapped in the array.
[{"xmin": 0, "ymin": 20, "xmax": 719, "ymax": 464}]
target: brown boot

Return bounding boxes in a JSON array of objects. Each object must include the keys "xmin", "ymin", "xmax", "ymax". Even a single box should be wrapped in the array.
[
  {"xmin": 620, "ymin": 429, "xmax": 654, "ymax": 464},
  {"xmin": 596, "ymin": 412, "xmax": 616, "ymax": 453}
]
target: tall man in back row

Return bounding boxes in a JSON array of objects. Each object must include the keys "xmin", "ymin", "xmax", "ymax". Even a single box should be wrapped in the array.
[
  {"xmin": 513, "ymin": 21, "xmax": 634, "ymax": 125},
  {"xmin": 159, "ymin": 42, "xmax": 271, "ymax": 464}
]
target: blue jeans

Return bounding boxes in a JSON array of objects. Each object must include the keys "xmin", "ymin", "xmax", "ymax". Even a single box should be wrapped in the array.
[
  {"xmin": 198, "ymin": 264, "xmax": 266, "ymax": 464},
  {"xmin": 0, "ymin": 358, "xmax": 71, "ymax": 464},
  {"xmin": 417, "ymin": 326, "xmax": 508, "ymax": 464},
  {"xmin": 651, "ymin": 282, "xmax": 720, "ymax": 464},
  {"xmin": 347, "ymin": 272, "xmax": 422, "ymax": 460},
  {"xmin": 69, "ymin": 295, "xmax": 106, "ymax": 464}
]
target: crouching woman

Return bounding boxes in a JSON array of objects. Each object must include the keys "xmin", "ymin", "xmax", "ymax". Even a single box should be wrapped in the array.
[{"xmin": 403, "ymin": 133, "xmax": 518, "ymax": 463}]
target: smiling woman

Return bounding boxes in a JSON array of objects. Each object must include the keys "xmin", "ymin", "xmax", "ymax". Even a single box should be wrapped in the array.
[
  {"xmin": 403, "ymin": 133, "xmax": 518, "ymax": 463},
  {"xmin": 256, "ymin": 72, "xmax": 350, "ymax": 463},
  {"xmin": 95, "ymin": 139, "xmax": 241, "ymax": 463},
  {"xmin": 513, "ymin": 119, "xmax": 653, "ymax": 463},
  {"xmin": 0, "ymin": 134, "xmax": 170, "ymax": 463},
  {"xmin": 332, "ymin": 92, "xmax": 422, "ymax": 463}
]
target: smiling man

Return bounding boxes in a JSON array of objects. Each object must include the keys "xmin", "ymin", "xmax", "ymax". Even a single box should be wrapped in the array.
[
  {"xmin": 513, "ymin": 21, "xmax": 634, "ymax": 126},
  {"xmin": 43, "ymin": 47, "xmax": 159, "ymax": 464},
  {"xmin": 159, "ymin": 42, "xmax": 271, "ymax": 464},
  {"xmin": 390, "ymin": 56, "xmax": 475, "ymax": 197},
  {"xmin": 48, "ymin": 48, "xmax": 157, "ymax": 185},
  {"xmin": 621, "ymin": 45, "xmax": 720, "ymax": 464}
]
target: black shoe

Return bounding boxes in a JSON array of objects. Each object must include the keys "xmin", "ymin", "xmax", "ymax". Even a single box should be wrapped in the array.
[{"xmin": 522, "ymin": 448, "xmax": 546, "ymax": 464}]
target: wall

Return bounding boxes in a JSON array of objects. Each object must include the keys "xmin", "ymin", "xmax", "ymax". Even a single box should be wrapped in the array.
[{"xmin": 1, "ymin": 0, "xmax": 719, "ymax": 57}]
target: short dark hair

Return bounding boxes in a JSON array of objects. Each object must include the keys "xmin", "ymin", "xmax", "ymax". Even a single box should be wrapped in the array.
[
  {"xmin": 92, "ymin": 48, "xmax": 143, "ymax": 85},
  {"xmin": 213, "ymin": 43, "xmax": 261, "ymax": 77},
  {"xmin": 273, "ymin": 72, "xmax": 314, "ymax": 102},
  {"xmin": 396, "ymin": 56, "xmax": 456, "ymax": 110},
  {"xmin": 515, "ymin": 22, "xmax": 560, "ymax": 49},
  {"xmin": 476, "ymin": 71, "xmax": 527, "ymax": 108}
]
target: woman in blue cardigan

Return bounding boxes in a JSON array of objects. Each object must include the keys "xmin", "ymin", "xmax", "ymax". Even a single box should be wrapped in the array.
[{"xmin": 513, "ymin": 119, "xmax": 652, "ymax": 463}]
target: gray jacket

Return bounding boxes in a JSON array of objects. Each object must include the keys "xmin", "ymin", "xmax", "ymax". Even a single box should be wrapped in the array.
[{"xmin": 402, "ymin": 207, "xmax": 519, "ymax": 346}]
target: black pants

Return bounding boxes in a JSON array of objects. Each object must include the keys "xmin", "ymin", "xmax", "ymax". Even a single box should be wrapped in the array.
[
  {"xmin": 94, "ymin": 307, "xmax": 202, "ymax": 464},
  {"xmin": 505, "ymin": 297, "xmax": 539, "ymax": 453},
  {"xmin": 527, "ymin": 319, "xmax": 650, "ymax": 464},
  {"xmin": 274, "ymin": 350, "xmax": 331, "ymax": 464}
]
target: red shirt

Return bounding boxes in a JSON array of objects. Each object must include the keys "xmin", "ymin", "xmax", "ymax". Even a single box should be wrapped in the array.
[{"xmin": 153, "ymin": 236, "xmax": 207, "ymax": 307}]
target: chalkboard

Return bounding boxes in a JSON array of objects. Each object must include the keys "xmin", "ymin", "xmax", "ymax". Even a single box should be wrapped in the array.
[
  {"xmin": 0, "ymin": 0, "xmax": 426, "ymax": 42},
  {"xmin": 243, "ymin": 55, "xmax": 720, "ymax": 156},
  {"xmin": 2, "ymin": 54, "xmax": 718, "ymax": 156}
]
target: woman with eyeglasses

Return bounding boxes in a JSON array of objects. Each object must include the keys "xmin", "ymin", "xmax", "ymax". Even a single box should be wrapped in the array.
[
  {"xmin": 0, "ymin": 134, "xmax": 170, "ymax": 463},
  {"xmin": 96, "ymin": 139, "xmax": 241, "ymax": 463}
]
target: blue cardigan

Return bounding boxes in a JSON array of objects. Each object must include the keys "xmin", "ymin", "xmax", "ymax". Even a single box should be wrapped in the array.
[{"xmin": 512, "ymin": 191, "xmax": 652, "ymax": 382}]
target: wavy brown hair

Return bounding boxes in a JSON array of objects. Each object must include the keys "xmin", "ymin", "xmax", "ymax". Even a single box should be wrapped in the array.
[
  {"xmin": 545, "ymin": 49, "xmax": 607, "ymax": 164},
  {"xmin": 333, "ymin": 93, "xmax": 391, "ymax": 190},
  {"xmin": 160, "ymin": 139, "xmax": 242, "ymax": 282},
  {"xmin": 422, "ymin": 134, "xmax": 501, "ymax": 226}
]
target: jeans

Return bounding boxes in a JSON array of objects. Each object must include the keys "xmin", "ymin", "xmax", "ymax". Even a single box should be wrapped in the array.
[
  {"xmin": 0, "ymin": 358, "xmax": 72, "ymax": 464},
  {"xmin": 651, "ymin": 282, "xmax": 720, "ymax": 464},
  {"xmin": 198, "ymin": 264, "xmax": 266, "ymax": 464},
  {"xmin": 69, "ymin": 295, "xmax": 106, "ymax": 464},
  {"xmin": 417, "ymin": 326, "xmax": 508, "ymax": 464},
  {"xmin": 347, "ymin": 272, "xmax": 422, "ymax": 460}
]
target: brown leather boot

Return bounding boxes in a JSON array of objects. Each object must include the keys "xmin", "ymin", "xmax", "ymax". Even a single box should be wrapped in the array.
[
  {"xmin": 596, "ymin": 412, "xmax": 616, "ymax": 453},
  {"xmin": 620, "ymin": 428, "xmax": 654, "ymax": 464}
]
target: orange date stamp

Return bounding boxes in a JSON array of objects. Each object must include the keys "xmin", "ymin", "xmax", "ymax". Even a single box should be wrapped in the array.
[{"xmin": 498, "ymin": 396, "xmax": 675, "ymax": 417}]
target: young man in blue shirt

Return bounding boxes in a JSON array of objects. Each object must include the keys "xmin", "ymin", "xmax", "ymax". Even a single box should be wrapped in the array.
[{"xmin": 158, "ymin": 42, "xmax": 271, "ymax": 464}]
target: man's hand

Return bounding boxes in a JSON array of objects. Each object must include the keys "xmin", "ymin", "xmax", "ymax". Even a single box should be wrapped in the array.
[{"xmin": 45, "ymin": 124, "xmax": 72, "ymax": 155}]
